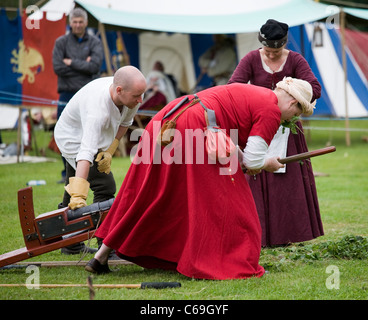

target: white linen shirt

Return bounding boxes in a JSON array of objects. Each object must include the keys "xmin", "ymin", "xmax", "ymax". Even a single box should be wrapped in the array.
[
  {"xmin": 242, "ymin": 136, "xmax": 268, "ymax": 169},
  {"xmin": 54, "ymin": 77, "xmax": 139, "ymax": 165}
]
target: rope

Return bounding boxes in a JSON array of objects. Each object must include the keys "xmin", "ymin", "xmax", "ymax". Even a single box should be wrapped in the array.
[
  {"xmin": 0, "ymin": 90, "xmax": 67, "ymax": 106},
  {"xmin": 77, "ymin": 210, "xmax": 104, "ymax": 265}
]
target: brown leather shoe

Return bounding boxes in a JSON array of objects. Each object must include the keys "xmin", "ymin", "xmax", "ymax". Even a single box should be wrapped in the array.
[{"xmin": 85, "ymin": 258, "xmax": 110, "ymax": 274}]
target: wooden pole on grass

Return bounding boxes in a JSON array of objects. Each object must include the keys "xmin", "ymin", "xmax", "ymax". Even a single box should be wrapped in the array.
[{"xmin": 0, "ymin": 281, "xmax": 181, "ymax": 289}]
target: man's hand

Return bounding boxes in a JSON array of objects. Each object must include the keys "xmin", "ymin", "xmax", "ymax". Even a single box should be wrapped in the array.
[
  {"xmin": 95, "ymin": 139, "xmax": 120, "ymax": 174},
  {"xmin": 63, "ymin": 58, "xmax": 72, "ymax": 66},
  {"xmin": 95, "ymin": 151, "xmax": 113, "ymax": 174},
  {"xmin": 63, "ymin": 57, "xmax": 90, "ymax": 65},
  {"xmin": 65, "ymin": 177, "xmax": 90, "ymax": 210}
]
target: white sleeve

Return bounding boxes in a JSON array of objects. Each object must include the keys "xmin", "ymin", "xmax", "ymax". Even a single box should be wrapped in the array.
[
  {"xmin": 242, "ymin": 136, "xmax": 268, "ymax": 170},
  {"xmin": 120, "ymin": 103, "xmax": 140, "ymax": 127},
  {"xmin": 76, "ymin": 115, "xmax": 102, "ymax": 164}
]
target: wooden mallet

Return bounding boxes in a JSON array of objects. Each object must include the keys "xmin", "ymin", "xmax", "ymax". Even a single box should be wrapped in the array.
[
  {"xmin": 277, "ymin": 146, "xmax": 336, "ymax": 164},
  {"xmin": 241, "ymin": 146, "xmax": 336, "ymax": 173}
]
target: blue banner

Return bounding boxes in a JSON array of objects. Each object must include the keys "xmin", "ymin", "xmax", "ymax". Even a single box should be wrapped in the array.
[{"xmin": 0, "ymin": 9, "xmax": 22, "ymax": 104}]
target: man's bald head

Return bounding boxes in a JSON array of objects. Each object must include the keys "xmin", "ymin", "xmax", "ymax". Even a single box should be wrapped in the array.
[
  {"xmin": 111, "ymin": 66, "xmax": 147, "ymax": 109},
  {"xmin": 113, "ymin": 66, "xmax": 146, "ymax": 91}
]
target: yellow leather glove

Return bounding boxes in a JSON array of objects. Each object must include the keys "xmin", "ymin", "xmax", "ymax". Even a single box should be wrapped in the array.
[
  {"xmin": 64, "ymin": 177, "xmax": 90, "ymax": 210},
  {"xmin": 95, "ymin": 139, "xmax": 119, "ymax": 174}
]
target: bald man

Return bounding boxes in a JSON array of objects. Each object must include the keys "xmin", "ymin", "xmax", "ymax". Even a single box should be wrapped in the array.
[{"xmin": 54, "ymin": 66, "xmax": 146, "ymax": 254}]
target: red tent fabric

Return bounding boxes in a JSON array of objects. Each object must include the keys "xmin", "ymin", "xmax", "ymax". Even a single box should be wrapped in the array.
[{"xmin": 345, "ymin": 28, "xmax": 368, "ymax": 82}]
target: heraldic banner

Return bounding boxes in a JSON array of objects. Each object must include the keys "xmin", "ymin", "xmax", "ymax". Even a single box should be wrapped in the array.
[{"xmin": 0, "ymin": 9, "xmax": 66, "ymax": 107}]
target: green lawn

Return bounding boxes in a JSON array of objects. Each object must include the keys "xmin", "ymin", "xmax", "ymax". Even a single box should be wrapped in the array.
[{"xmin": 0, "ymin": 119, "xmax": 367, "ymax": 301}]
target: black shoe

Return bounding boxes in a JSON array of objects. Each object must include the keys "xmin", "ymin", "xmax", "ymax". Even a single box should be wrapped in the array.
[
  {"xmin": 61, "ymin": 242, "xmax": 98, "ymax": 255},
  {"xmin": 85, "ymin": 258, "xmax": 110, "ymax": 274}
]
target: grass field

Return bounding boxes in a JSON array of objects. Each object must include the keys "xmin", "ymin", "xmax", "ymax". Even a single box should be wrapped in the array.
[{"xmin": 0, "ymin": 119, "xmax": 367, "ymax": 302}]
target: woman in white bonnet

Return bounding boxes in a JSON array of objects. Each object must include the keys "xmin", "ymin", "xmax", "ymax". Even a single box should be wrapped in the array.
[{"xmin": 86, "ymin": 80, "xmax": 316, "ymax": 278}]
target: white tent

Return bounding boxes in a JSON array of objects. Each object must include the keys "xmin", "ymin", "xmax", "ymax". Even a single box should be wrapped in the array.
[
  {"xmin": 28, "ymin": 0, "xmax": 74, "ymax": 21},
  {"xmin": 75, "ymin": 0, "xmax": 338, "ymax": 34},
  {"xmin": 73, "ymin": 0, "xmax": 338, "ymax": 95}
]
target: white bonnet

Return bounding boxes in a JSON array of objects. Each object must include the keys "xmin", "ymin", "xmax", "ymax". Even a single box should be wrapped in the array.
[{"xmin": 276, "ymin": 77, "xmax": 316, "ymax": 116}]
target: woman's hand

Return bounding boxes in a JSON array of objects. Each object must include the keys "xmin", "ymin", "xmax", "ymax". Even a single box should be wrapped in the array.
[{"xmin": 262, "ymin": 157, "xmax": 285, "ymax": 172}]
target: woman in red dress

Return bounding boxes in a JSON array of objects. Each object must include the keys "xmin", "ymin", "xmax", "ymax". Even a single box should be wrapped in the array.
[
  {"xmin": 229, "ymin": 19, "xmax": 324, "ymax": 246},
  {"xmin": 86, "ymin": 78, "xmax": 316, "ymax": 279}
]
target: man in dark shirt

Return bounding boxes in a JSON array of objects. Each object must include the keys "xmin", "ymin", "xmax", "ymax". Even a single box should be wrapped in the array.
[{"xmin": 53, "ymin": 8, "xmax": 103, "ymax": 102}]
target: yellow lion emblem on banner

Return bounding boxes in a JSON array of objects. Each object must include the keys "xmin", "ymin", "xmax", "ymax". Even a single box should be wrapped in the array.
[{"xmin": 11, "ymin": 40, "xmax": 44, "ymax": 84}]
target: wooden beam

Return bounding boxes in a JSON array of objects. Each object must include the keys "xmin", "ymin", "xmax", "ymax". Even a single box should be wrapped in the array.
[
  {"xmin": 12, "ymin": 260, "xmax": 133, "ymax": 267},
  {"xmin": 98, "ymin": 22, "xmax": 113, "ymax": 76}
]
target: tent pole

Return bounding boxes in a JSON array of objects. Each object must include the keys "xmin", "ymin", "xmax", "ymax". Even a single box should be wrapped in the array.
[
  {"xmin": 299, "ymin": 25, "xmax": 305, "ymax": 57},
  {"xmin": 17, "ymin": 107, "xmax": 22, "ymax": 163},
  {"xmin": 117, "ymin": 32, "xmax": 130, "ymax": 65},
  {"xmin": 17, "ymin": 0, "xmax": 23, "ymax": 163},
  {"xmin": 98, "ymin": 22, "xmax": 113, "ymax": 76},
  {"xmin": 98, "ymin": 23, "xmax": 128, "ymax": 155},
  {"xmin": 340, "ymin": 8, "xmax": 351, "ymax": 146}
]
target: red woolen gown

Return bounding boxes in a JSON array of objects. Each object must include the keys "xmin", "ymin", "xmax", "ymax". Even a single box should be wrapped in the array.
[{"xmin": 96, "ymin": 83, "xmax": 281, "ymax": 280}]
